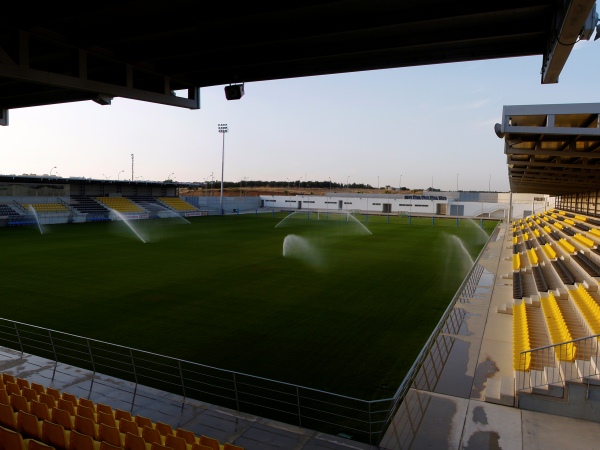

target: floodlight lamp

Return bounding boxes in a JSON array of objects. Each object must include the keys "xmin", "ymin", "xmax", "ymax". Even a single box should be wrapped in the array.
[
  {"xmin": 224, "ymin": 83, "xmax": 244, "ymax": 100},
  {"xmin": 494, "ymin": 123, "xmax": 505, "ymax": 139},
  {"xmin": 93, "ymin": 94, "xmax": 113, "ymax": 105}
]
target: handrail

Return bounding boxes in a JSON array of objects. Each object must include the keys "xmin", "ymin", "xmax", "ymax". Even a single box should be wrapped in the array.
[
  {"xmin": 0, "ymin": 316, "xmax": 378, "ymax": 404},
  {"xmin": 12, "ymin": 200, "xmax": 26, "ymax": 213},
  {"xmin": 517, "ymin": 333, "xmax": 600, "ymax": 392},
  {"xmin": 375, "ymin": 220, "xmax": 500, "ymax": 441}
]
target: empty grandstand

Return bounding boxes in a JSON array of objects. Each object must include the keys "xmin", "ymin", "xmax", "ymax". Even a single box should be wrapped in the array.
[{"xmin": 1, "ymin": 1, "xmax": 599, "ymax": 448}]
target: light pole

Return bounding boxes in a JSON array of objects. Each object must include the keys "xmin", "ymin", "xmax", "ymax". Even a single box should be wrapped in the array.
[
  {"xmin": 489, "ymin": 174, "xmax": 491, "ymax": 192},
  {"xmin": 168, "ymin": 172, "xmax": 174, "ymax": 181},
  {"xmin": 208, "ymin": 172, "xmax": 214, "ymax": 196},
  {"xmin": 117, "ymin": 170, "xmax": 124, "ymax": 180},
  {"xmin": 298, "ymin": 177, "xmax": 302, "ymax": 189},
  {"xmin": 457, "ymin": 173, "xmax": 459, "ymax": 192},
  {"xmin": 329, "ymin": 177, "xmax": 332, "ymax": 190},
  {"xmin": 378, "ymin": 176, "xmax": 379, "ymax": 189},
  {"xmin": 399, "ymin": 174, "xmax": 402, "ymax": 191},
  {"xmin": 102, "ymin": 174, "xmax": 109, "ymax": 180},
  {"xmin": 347, "ymin": 176, "xmax": 350, "ymax": 190},
  {"xmin": 50, "ymin": 166, "xmax": 56, "ymax": 176},
  {"xmin": 218, "ymin": 123, "xmax": 228, "ymax": 215}
]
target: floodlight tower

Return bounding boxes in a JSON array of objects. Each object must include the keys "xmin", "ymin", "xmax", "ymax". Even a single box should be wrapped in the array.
[
  {"xmin": 218, "ymin": 124, "xmax": 228, "ymax": 215},
  {"xmin": 131, "ymin": 154, "xmax": 134, "ymax": 181}
]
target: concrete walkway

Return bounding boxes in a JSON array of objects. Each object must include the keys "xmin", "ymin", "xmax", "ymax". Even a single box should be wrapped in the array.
[{"xmin": 378, "ymin": 222, "xmax": 600, "ymax": 449}]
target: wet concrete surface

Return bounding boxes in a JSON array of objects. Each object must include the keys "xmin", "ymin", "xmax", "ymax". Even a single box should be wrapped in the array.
[
  {"xmin": 462, "ymin": 431, "xmax": 501, "ymax": 450},
  {"xmin": 471, "ymin": 359, "xmax": 499, "ymax": 398},
  {"xmin": 430, "ymin": 338, "xmax": 473, "ymax": 399},
  {"xmin": 379, "ymin": 390, "xmax": 468, "ymax": 450}
]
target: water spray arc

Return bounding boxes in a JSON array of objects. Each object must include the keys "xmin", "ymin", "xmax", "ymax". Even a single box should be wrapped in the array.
[
  {"xmin": 28, "ymin": 205, "xmax": 43, "ymax": 235},
  {"xmin": 282, "ymin": 234, "xmax": 323, "ymax": 268},
  {"xmin": 110, "ymin": 209, "xmax": 147, "ymax": 243}
]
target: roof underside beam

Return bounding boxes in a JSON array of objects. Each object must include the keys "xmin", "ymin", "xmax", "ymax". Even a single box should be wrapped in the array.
[
  {"xmin": 0, "ymin": 30, "xmax": 199, "ymax": 110},
  {"xmin": 541, "ymin": 0, "xmax": 597, "ymax": 84}
]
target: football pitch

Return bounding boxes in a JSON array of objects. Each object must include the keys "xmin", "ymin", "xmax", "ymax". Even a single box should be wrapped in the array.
[{"xmin": 0, "ymin": 212, "xmax": 497, "ymax": 400}]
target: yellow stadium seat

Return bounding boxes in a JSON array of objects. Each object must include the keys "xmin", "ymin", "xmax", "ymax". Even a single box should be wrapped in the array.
[
  {"xmin": 42, "ymin": 420, "xmax": 70, "ymax": 450},
  {"xmin": 70, "ymin": 430, "xmax": 97, "ymax": 450},
  {"xmin": 17, "ymin": 410, "xmax": 42, "ymax": 441},
  {"xmin": 1, "ymin": 426, "xmax": 30, "ymax": 450},
  {"xmin": 574, "ymin": 234, "xmax": 594, "ymax": 248},
  {"xmin": 0, "ymin": 402, "xmax": 18, "ymax": 429},
  {"xmin": 124, "ymin": 432, "xmax": 146, "ymax": 450},
  {"xmin": 558, "ymin": 239, "xmax": 575, "ymax": 254}
]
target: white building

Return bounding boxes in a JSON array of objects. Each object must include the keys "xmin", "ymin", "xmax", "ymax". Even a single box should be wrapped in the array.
[{"xmin": 259, "ymin": 192, "xmax": 552, "ymax": 219}]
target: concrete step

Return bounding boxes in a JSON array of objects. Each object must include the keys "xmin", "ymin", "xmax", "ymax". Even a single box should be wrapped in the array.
[
  {"xmin": 496, "ymin": 302, "xmax": 513, "ymax": 314},
  {"xmin": 484, "ymin": 377, "xmax": 501, "ymax": 404},
  {"xmin": 500, "ymin": 376, "xmax": 516, "ymax": 406},
  {"xmin": 545, "ymin": 366, "xmax": 565, "ymax": 398},
  {"xmin": 487, "ymin": 375, "xmax": 516, "ymax": 406}
]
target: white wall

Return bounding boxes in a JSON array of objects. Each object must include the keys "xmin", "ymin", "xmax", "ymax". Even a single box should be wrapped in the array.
[
  {"xmin": 261, "ymin": 195, "xmax": 440, "ymax": 214},
  {"xmin": 260, "ymin": 194, "xmax": 551, "ymax": 219}
]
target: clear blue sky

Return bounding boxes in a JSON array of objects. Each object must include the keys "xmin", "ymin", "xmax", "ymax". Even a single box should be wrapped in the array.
[{"xmin": 1, "ymin": 36, "xmax": 598, "ymax": 193}]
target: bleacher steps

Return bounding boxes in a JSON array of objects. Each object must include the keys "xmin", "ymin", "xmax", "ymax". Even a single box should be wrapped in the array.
[
  {"xmin": 530, "ymin": 370, "xmax": 549, "ymax": 395},
  {"xmin": 496, "ymin": 302, "xmax": 513, "ymax": 314},
  {"xmin": 500, "ymin": 375, "xmax": 516, "ymax": 405},
  {"xmin": 545, "ymin": 366, "xmax": 565, "ymax": 397},
  {"xmin": 484, "ymin": 376, "xmax": 501, "ymax": 403},
  {"xmin": 486, "ymin": 375, "xmax": 516, "ymax": 406},
  {"xmin": 575, "ymin": 359, "xmax": 600, "ymax": 385},
  {"xmin": 519, "ymin": 381, "xmax": 600, "ymax": 423}
]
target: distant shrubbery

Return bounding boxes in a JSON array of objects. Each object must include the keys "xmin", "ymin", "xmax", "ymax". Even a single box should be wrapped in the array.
[{"xmin": 204, "ymin": 180, "xmax": 374, "ymax": 189}]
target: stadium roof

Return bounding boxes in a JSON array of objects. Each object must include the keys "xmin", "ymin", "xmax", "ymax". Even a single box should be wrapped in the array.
[
  {"xmin": 0, "ymin": 0, "xmax": 597, "ymax": 124},
  {"xmin": 496, "ymin": 103, "xmax": 600, "ymax": 196}
]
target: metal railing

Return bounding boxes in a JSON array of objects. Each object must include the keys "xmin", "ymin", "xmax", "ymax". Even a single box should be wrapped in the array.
[
  {"xmin": 0, "ymin": 220, "xmax": 501, "ymax": 445},
  {"xmin": 517, "ymin": 334, "xmax": 600, "ymax": 394},
  {"xmin": 0, "ymin": 317, "xmax": 391, "ymax": 444},
  {"xmin": 374, "ymin": 221, "xmax": 500, "ymax": 440}
]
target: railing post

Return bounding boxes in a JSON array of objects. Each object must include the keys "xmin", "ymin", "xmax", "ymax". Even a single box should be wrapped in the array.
[
  {"xmin": 13, "ymin": 322, "xmax": 23, "ymax": 354},
  {"xmin": 178, "ymin": 361, "xmax": 187, "ymax": 405},
  {"xmin": 86, "ymin": 339, "xmax": 96, "ymax": 374},
  {"xmin": 130, "ymin": 349, "xmax": 139, "ymax": 410},
  {"xmin": 49, "ymin": 330, "xmax": 58, "ymax": 380},
  {"xmin": 233, "ymin": 373, "xmax": 240, "ymax": 411},
  {"xmin": 296, "ymin": 386, "xmax": 302, "ymax": 428},
  {"xmin": 368, "ymin": 402, "xmax": 372, "ymax": 445}
]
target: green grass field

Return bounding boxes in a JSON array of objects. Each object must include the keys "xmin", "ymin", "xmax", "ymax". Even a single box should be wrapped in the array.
[{"xmin": 1, "ymin": 212, "xmax": 497, "ymax": 400}]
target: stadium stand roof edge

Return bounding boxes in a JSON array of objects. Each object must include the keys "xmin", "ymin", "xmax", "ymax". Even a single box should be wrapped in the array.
[{"xmin": 0, "ymin": 1, "xmax": 597, "ymax": 124}]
